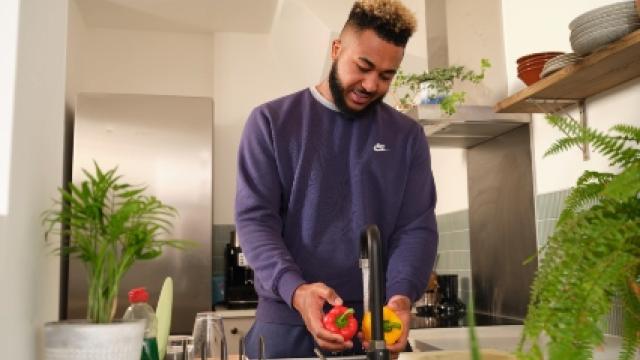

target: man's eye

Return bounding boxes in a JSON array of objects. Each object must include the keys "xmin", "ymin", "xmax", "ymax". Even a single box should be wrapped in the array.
[
  {"xmin": 357, "ymin": 64, "xmax": 370, "ymax": 72},
  {"xmin": 380, "ymin": 74, "xmax": 393, "ymax": 81}
]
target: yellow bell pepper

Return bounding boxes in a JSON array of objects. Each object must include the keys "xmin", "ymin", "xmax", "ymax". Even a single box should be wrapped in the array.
[{"xmin": 362, "ymin": 306, "xmax": 403, "ymax": 345}]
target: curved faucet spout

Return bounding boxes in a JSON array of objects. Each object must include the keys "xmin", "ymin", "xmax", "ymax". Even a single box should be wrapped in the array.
[{"xmin": 360, "ymin": 225, "xmax": 390, "ymax": 360}]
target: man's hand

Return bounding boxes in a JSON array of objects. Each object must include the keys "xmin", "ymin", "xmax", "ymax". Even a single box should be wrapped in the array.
[
  {"xmin": 359, "ymin": 295, "xmax": 412, "ymax": 357},
  {"xmin": 292, "ymin": 283, "xmax": 353, "ymax": 351},
  {"xmin": 384, "ymin": 295, "xmax": 412, "ymax": 355}
]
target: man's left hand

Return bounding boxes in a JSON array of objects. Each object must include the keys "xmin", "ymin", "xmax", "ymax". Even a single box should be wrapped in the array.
[
  {"xmin": 384, "ymin": 295, "xmax": 412, "ymax": 355},
  {"xmin": 359, "ymin": 295, "xmax": 412, "ymax": 357}
]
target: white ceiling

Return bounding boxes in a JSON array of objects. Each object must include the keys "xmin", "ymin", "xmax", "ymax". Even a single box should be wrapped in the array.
[{"xmin": 75, "ymin": 0, "xmax": 281, "ymax": 34}]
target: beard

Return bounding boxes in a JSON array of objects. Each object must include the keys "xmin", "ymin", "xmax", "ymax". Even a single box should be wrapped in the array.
[{"xmin": 328, "ymin": 60, "xmax": 384, "ymax": 119}]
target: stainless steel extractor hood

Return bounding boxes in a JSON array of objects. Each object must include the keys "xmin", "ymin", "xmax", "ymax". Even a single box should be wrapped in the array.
[{"xmin": 406, "ymin": 105, "xmax": 531, "ymax": 148}]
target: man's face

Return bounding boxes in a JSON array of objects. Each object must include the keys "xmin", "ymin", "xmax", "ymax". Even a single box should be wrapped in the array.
[{"xmin": 329, "ymin": 29, "xmax": 405, "ymax": 116}]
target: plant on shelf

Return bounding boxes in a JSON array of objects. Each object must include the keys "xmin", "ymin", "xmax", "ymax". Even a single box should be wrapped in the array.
[
  {"xmin": 517, "ymin": 115, "xmax": 640, "ymax": 360},
  {"xmin": 44, "ymin": 162, "xmax": 190, "ymax": 323},
  {"xmin": 391, "ymin": 58, "xmax": 491, "ymax": 115}
]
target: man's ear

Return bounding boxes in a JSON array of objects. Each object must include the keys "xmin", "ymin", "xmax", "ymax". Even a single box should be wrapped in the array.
[{"xmin": 331, "ymin": 39, "xmax": 341, "ymax": 60}]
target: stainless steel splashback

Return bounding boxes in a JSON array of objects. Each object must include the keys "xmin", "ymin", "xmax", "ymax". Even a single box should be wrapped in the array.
[
  {"xmin": 467, "ymin": 125, "xmax": 537, "ymax": 318},
  {"xmin": 68, "ymin": 93, "xmax": 213, "ymax": 333},
  {"xmin": 407, "ymin": 105, "xmax": 530, "ymax": 148}
]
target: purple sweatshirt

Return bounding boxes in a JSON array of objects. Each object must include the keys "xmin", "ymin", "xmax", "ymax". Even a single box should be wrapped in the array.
[{"xmin": 235, "ymin": 87, "xmax": 438, "ymax": 325}]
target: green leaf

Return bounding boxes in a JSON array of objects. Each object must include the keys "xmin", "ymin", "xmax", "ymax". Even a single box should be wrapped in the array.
[
  {"xmin": 41, "ymin": 162, "xmax": 191, "ymax": 323},
  {"xmin": 602, "ymin": 163, "xmax": 640, "ymax": 202},
  {"xmin": 519, "ymin": 116, "xmax": 640, "ymax": 359}
]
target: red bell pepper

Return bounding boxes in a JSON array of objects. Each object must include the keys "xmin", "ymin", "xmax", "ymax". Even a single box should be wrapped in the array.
[{"xmin": 322, "ymin": 305, "xmax": 358, "ymax": 341}]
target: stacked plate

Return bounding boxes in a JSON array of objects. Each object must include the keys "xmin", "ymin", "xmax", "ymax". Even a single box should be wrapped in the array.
[
  {"xmin": 569, "ymin": 1, "xmax": 640, "ymax": 56},
  {"xmin": 540, "ymin": 53, "xmax": 583, "ymax": 78},
  {"xmin": 517, "ymin": 51, "xmax": 564, "ymax": 85}
]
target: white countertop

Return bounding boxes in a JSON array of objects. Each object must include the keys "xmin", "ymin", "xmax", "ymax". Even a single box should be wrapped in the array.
[
  {"xmin": 213, "ymin": 306, "xmax": 256, "ymax": 319},
  {"xmin": 407, "ymin": 325, "xmax": 635, "ymax": 360}
]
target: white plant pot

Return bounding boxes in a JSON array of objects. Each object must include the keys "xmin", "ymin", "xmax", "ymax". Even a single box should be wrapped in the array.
[
  {"xmin": 415, "ymin": 81, "xmax": 448, "ymax": 105},
  {"xmin": 44, "ymin": 320, "xmax": 145, "ymax": 360}
]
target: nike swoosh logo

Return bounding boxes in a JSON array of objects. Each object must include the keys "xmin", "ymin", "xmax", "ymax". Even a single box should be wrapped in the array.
[{"xmin": 373, "ymin": 143, "xmax": 390, "ymax": 152}]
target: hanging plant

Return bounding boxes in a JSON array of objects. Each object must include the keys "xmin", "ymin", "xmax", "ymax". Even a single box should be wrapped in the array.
[{"xmin": 391, "ymin": 58, "xmax": 491, "ymax": 115}]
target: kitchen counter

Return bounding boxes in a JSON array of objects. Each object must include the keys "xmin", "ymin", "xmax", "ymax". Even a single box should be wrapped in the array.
[
  {"xmin": 407, "ymin": 325, "xmax": 633, "ymax": 360},
  {"xmin": 213, "ymin": 306, "xmax": 256, "ymax": 319}
]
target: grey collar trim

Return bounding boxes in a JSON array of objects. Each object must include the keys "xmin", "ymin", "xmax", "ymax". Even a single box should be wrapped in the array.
[{"xmin": 309, "ymin": 86, "xmax": 339, "ymax": 112}]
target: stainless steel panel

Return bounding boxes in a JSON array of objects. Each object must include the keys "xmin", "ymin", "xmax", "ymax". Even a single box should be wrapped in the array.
[
  {"xmin": 70, "ymin": 93, "xmax": 213, "ymax": 333},
  {"xmin": 467, "ymin": 125, "xmax": 537, "ymax": 318},
  {"xmin": 407, "ymin": 105, "xmax": 531, "ymax": 149}
]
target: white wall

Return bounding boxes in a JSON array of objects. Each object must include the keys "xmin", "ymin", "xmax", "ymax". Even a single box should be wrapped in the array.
[
  {"xmin": 430, "ymin": 148, "xmax": 469, "ymax": 214},
  {"xmin": 269, "ymin": 0, "xmax": 333, "ymax": 89},
  {"xmin": 213, "ymin": 0, "xmax": 334, "ymax": 224},
  {"xmin": 0, "ymin": 0, "xmax": 20, "ymax": 215},
  {"xmin": 0, "ymin": 0, "xmax": 69, "ymax": 359},
  {"xmin": 66, "ymin": 0, "xmax": 86, "ymax": 111},
  {"xmin": 446, "ymin": 0, "xmax": 507, "ymax": 105},
  {"xmin": 213, "ymin": 32, "xmax": 289, "ymax": 224},
  {"xmin": 426, "ymin": 0, "xmax": 510, "ymax": 216},
  {"xmin": 78, "ymin": 27, "xmax": 214, "ymax": 97},
  {"xmin": 501, "ymin": 0, "xmax": 640, "ymax": 195}
]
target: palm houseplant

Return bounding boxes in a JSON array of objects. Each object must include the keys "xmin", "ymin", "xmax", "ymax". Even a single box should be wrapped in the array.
[
  {"xmin": 517, "ymin": 115, "xmax": 640, "ymax": 360},
  {"xmin": 391, "ymin": 58, "xmax": 491, "ymax": 115},
  {"xmin": 42, "ymin": 162, "xmax": 189, "ymax": 360}
]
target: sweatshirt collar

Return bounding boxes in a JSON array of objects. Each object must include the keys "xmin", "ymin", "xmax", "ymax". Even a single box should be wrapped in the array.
[{"xmin": 309, "ymin": 86, "xmax": 339, "ymax": 112}]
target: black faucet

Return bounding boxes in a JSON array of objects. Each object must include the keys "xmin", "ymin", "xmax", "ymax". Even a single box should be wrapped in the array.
[{"xmin": 360, "ymin": 225, "xmax": 390, "ymax": 360}]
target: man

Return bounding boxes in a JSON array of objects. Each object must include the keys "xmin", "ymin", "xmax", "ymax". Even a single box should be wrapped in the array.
[{"xmin": 235, "ymin": 0, "xmax": 438, "ymax": 357}]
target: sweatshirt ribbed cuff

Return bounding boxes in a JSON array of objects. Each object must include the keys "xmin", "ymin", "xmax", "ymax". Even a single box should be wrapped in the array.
[
  {"xmin": 387, "ymin": 280, "xmax": 419, "ymax": 303},
  {"xmin": 276, "ymin": 271, "xmax": 306, "ymax": 308}
]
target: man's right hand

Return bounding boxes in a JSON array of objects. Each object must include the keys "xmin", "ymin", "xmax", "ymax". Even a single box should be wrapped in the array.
[{"xmin": 292, "ymin": 282, "xmax": 353, "ymax": 352}]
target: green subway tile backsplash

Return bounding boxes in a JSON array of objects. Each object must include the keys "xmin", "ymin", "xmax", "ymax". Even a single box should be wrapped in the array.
[{"xmin": 435, "ymin": 210, "xmax": 472, "ymax": 297}]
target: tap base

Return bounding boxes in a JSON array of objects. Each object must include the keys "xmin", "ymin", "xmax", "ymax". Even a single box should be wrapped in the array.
[{"xmin": 366, "ymin": 349, "xmax": 389, "ymax": 360}]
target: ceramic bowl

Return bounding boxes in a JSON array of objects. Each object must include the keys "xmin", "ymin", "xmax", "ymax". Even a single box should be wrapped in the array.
[
  {"xmin": 569, "ymin": 1, "xmax": 637, "ymax": 30},
  {"xmin": 516, "ymin": 51, "xmax": 564, "ymax": 65},
  {"xmin": 571, "ymin": 22, "xmax": 639, "ymax": 45},
  {"xmin": 571, "ymin": 16, "xmax": 640, "ymax": 42},
  {"xmin": 571, "ymin": 23, "xmax": 640, "ymax": 55},
  {"xmin": 540, "ymin": 57, "xmax": 580, "ymax": 78},
  {"xmin": 570, "ymin": 9, "xmax": 639, "ymax": 32},
  {"xmin": 541, "ymin": 53, "xmax": 581, "ymax": 71},
  {"xmin": 518, "ymin": 61, "xmax": 552, "ymax": 73},
  {"xmin": 518, "ymin": 65, "xmax": 545, "ymax": 85},
  {"xmin": 517, "ymin": 58, "xmax": 555, "ymax": 72}
]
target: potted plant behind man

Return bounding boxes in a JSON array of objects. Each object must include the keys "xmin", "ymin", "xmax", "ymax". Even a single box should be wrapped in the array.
[
  {"xmin": 391, "ymin": 59, "xmax": 491, "ymax": 115},
  {"xmin": 517, "ymin": 115, "xmax": 640, "ymax": 360},
  {"xmin": 42, "ymin": 162, "xmax": 189, "ymax": 360}
]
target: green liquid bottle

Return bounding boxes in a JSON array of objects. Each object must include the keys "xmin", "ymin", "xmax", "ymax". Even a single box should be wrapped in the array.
[
  {"xmin": 123, "ymin": 287, "xmax": 160, "ymax": 360},
  {"xmin": 142, "ymin": 337, "xmax": 159, "ymax": 360}
]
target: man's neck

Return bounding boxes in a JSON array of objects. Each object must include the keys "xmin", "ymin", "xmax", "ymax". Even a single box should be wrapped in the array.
[{"xmin": 315, "ymin": 80, "xmax": 335, "ymax": 105}]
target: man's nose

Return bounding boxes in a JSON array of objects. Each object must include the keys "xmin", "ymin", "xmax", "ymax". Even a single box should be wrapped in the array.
[{"xmin": 361, "ymin": 74, "xmax": 379, "ymax": 93}]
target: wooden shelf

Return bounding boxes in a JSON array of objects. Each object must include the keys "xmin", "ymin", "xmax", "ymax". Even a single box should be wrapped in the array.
[{"xmin": 495, "ymin": 30, "xmax": 640, "ymax": 113}]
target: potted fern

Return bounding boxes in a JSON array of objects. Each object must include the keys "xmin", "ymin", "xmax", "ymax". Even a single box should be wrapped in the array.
[
  {"xmin": 517, "ymin": 115, "xmax": 640, "ymax": 359},
  {"xmin": 391, "ymin": 59, "xmax": 491, "ymax": 115},
  {"xmin": 42, "ymin": 162, "xmax": 189, "ymax": 360}
]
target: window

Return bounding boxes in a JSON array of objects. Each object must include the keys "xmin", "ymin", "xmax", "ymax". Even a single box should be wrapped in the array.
[{"xmin": 0, "ymin": 0, "xmax": 20, "ymax": 215}]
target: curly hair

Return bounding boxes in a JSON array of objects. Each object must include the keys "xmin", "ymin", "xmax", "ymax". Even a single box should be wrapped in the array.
[{"xmin": 343, "ymin": 0, "xmax": 417, "ymax": 47}]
